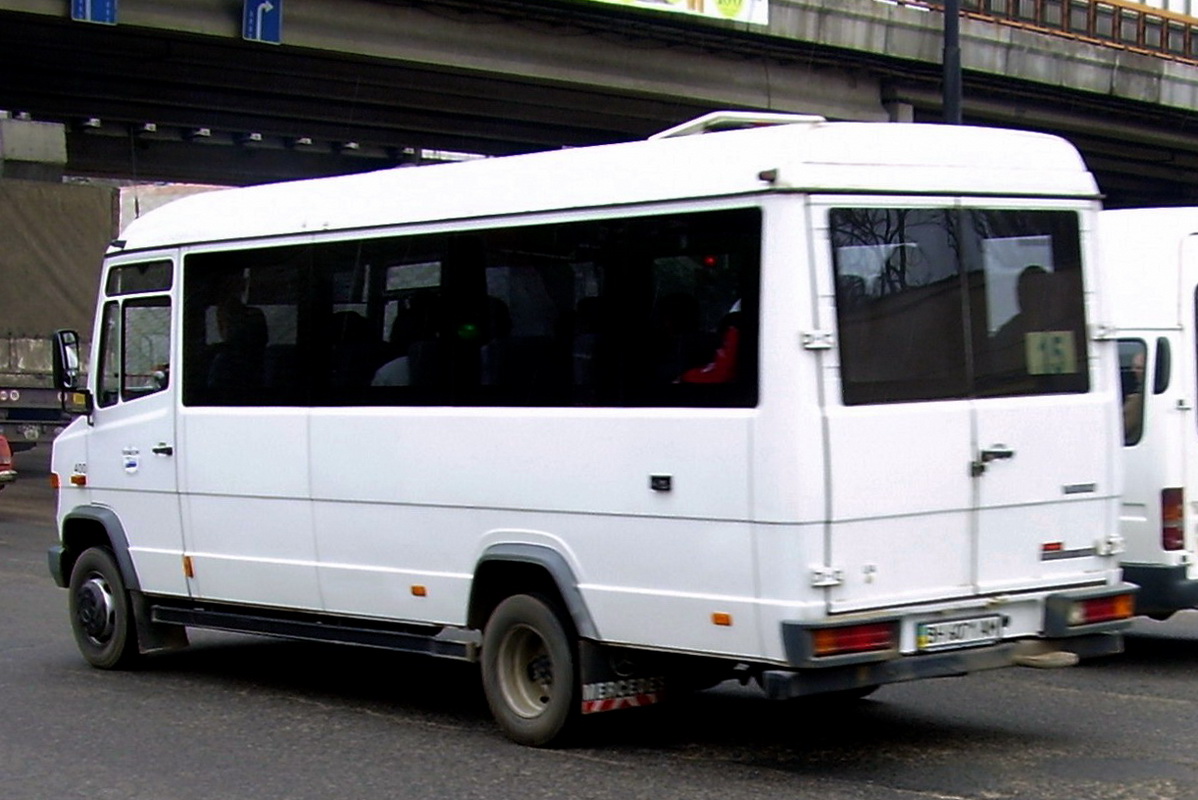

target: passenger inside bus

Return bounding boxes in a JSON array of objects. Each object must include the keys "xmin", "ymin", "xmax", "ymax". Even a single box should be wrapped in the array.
[
  {"xmin": 991, "ymin": 265, "xmax": 1052, "ymax": 357},
  {"xmin": 207, "ymin": 272, "xmax": 268, "ymax": 397},
  {"xmin": 679, "ymin": 300, "xmax": 742, "ymax": 384},
  {"xmin": 373, "ymin": 293, "xmax": 443, "ymax": 387},
  {"xmin": 652, "ymin": 292, "xmax": 717, "ymax": 384},
  {"xmin": 329, "ymin": 311, "xmax": 379, "ymax": 389},
  {"xmin": 1122, "ymin": 348, "xmax": 1145, "ymax": 445}
]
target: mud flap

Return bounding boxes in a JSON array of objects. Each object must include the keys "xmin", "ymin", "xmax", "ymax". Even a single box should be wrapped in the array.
[
  {"xmin": 130, "ymin": 590, "xmax": 189, "ymax": 654},
  {"xmin": 577, "ymin": 640, "xmax": 668, "ymax": 715}
]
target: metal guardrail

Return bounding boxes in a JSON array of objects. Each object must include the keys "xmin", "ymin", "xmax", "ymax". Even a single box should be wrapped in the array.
[{"xmin": 904, "ymin": 0, "xmax": 1198, "ymax": 64}]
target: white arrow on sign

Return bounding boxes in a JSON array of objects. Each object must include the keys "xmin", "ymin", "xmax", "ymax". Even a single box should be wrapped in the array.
[{"xmin": 256, "ymin": 0, "xmax": 274, "ymax": 34}]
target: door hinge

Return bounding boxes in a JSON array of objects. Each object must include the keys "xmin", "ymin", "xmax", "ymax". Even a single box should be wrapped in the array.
[
  {"xmin": 810, "ymin": 565, "xmax": 844, "ymax": 587},
  {"xmin": 802, "ymin": 330, "xmax": 835, "ymax": 350}
]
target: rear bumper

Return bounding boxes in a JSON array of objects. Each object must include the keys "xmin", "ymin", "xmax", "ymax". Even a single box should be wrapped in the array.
[
  {"xmin": 1121, "ymin": 563, "xmax": 1198, "ymax": 617},
  {"xmin": 759, "ymin": 632, "xmax": 1123, "ymax": 700},
  {"xmin": 0, "ymin": 468, "xmax": 15, "ymax": 485},
  {"xmin": 766, "ymin": 583, "xmax": 1136, "ymax": 699},
  {"xmin": 1042, "ymin": 582, "xmax": 1139, "ymax": 638}
]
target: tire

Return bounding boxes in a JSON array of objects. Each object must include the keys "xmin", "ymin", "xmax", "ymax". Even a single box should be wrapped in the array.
[
  {"xmin": 481, "ymin": 594, "xmax": 579, "ymax": 747},
  {"xmin": 68, "ymin": 547, "xmax": 140, "ymax": 669}
]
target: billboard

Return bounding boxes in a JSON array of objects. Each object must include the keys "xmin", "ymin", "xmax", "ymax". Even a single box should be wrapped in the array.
[{"xmin": 581, "ymin": 0, "xmax": 769, "ymax": 26}]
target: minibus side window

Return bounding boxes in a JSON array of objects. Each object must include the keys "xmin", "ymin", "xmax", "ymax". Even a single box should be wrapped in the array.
[
  {"xmin": 192, "ymin": 208, "xmax": 761, "ymax": 410},
  {"xmin": 97, "ymin": 301, "xmax": 120, "ymax": 408},
  {"xmin": 1118, "ymin": 338, "xmax": 1147, "ymax": 446},
  {"xmin": 106, "ymin": 260, "xmax": 173, "ymax": 295},
  {"xmin": 183, "ymin": 247, "xmax": 305, "ymax": 407},
  {"xmin": 1153, "ymin": 337, "xmax": 1171, "ymax": 395},
  {"xmin": 121, "ymin": 297, "xmax": 171, "ymax": 401}
]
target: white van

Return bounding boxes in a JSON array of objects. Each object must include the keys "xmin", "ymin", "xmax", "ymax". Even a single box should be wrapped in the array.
[
  {"xmin": 1102, "ymin": 207, "xmax": 1198, "ymax": 618},
  {"xmin": 49, "ymin": 112, "xmax": 1134, "ymax": 746}
]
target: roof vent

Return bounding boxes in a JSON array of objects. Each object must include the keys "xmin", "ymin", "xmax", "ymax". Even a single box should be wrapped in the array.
[{"xmin": 649, "ymin": 111, "xmax": 826, "ymax": 140}]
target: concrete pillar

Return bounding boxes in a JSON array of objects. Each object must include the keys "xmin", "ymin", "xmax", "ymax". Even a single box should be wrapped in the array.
[
  {"xmin": 885, "ymin": 101, "xmax": 915, "ymax": 123},
  {"xmin": 0, "ymin": 114, "xmax": 67, "ymax": 182}
]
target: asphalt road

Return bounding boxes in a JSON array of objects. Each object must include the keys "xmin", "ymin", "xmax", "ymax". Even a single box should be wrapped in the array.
[{"xmin": 4, "ymin": 447, "xmax": 1198, "ymax": 800}]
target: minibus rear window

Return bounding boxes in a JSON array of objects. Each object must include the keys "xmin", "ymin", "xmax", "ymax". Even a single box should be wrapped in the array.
[{"xmin": 830, "ymin": 208, "xmax": 1088, "ymax": 405}]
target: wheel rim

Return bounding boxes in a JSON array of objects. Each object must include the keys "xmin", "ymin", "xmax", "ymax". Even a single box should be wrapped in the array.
[
  {"xmin": 496, "ymin": 623, "xmax": 554, "ymax": 719},
  {"xmin": 75, "ymin": 573, "xmax": 117, "ymax": 646}
]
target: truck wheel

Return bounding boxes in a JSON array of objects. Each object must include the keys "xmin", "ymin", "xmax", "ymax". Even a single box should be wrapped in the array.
[
  {"xmin": 68, "ymin": 547, "xmax": 140, "ymax": 669},
  {"xmin": 482, "ymin": 594, "xmax": 579, "ymax": 747}
]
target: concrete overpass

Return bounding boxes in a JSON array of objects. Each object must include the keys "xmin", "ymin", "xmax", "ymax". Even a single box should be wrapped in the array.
[{"xmin": 4, "ymin": 0, "xmax": 1198, "ymax": 205}]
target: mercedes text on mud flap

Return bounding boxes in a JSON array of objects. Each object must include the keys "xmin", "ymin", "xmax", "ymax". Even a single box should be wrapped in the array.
[{"xmin": 48, "ymin": 112, "xmax": 1134, "ymax": 747}]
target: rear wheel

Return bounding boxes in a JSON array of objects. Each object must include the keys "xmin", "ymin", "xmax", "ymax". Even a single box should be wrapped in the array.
[
  {"xmin": 481, "ymin": 594, "xmax": 579, "ymax": 747},
  {"xmin": 68, "ymin": 547, "xmax": 140, "ymax": 669}
]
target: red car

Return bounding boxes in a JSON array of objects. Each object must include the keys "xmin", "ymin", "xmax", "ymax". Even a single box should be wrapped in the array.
[{"xmin": 0, "ymin": 434, "xmax": 16, "ymax": 490}]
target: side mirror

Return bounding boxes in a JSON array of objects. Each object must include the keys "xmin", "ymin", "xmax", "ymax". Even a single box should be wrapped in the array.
[
  {"xmin": 52, "ymin": 330, "xmax": 93, "ymax": 416},
  {"xmin": 52, "ymin": 329, "xmax": 81, "ymax": 389}
]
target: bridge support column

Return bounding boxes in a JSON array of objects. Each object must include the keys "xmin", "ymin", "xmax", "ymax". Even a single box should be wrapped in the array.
[
  {"xmin": 885, "ymin": 101, "xmax": 915, "ymax": 123},
  {"xmin": 0, "ymin": 114, "xmax": 67, "ymax": 182}
]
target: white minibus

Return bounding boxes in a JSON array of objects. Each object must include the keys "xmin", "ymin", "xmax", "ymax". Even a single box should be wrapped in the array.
[
  {"xmin": 1102, "ymin": 207, "xmax": 1198, "ymax": 618},
  {"xmin": 49, "ymin": 112, "xmax": 1135, "ymax": 746}
]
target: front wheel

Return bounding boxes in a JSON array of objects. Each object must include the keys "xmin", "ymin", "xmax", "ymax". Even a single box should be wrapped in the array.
[
  {"xmin": 481, "ymin": 594, "xmax": 579, "ymax": 747},
  {"xmin": 68, "ymin": 547, "xmax": 140, "ymax": 669}
]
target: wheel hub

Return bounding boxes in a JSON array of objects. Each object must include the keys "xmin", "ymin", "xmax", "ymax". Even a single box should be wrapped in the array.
[
  {"xmin": 526, "ymin": 654, "xmax": 553, "ymax": 689},
  {"xmin": 76, "ymin": 576, "xmax": 116, "ymax": 644},
  {"xmin": 501, "ymin": 626, "xmax": 554, "ymax": 718}
]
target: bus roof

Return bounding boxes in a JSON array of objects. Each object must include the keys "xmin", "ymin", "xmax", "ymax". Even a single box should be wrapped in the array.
[{"xmin": 115, "ymin": 119, "xmax": 1097, "ymax": 253}]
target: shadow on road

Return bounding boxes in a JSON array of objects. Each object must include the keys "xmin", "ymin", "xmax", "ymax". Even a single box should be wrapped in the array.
[
  {"xmin": 1111, "ymin": 614, "xmax": 1198, "ymax": 672},
  {"xmin": 130, "ymin": 629, "xmax": 1031, "ymax": 779}
]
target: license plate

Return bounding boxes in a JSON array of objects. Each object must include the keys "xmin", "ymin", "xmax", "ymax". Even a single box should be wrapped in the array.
[{"xmin": 916, "ymin": 615, "xmax": 1003, "ymax": 652}]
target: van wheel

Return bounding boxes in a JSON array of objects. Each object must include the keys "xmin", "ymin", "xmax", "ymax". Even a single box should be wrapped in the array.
[
  {"xmin": 68, "ymin": 547, "xmax": 139, "ymax": 669},
  {"xmin": 482, "ymin": 594, "xmax": 579, "ymax": 747}
]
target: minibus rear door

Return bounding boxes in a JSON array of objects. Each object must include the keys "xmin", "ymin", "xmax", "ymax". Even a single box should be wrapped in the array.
[{"xmin": 818, "ymin": 203, "xmax": 1108, "ymax": 614}]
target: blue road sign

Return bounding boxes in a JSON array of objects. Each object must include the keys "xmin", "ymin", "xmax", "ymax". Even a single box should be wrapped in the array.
[
  {"xmin": 243, "ymin": 0, "xmax": 283, "ymax": 45},
  {"xmin": 71, "ymin": 0, "xmax": 117, "ymax": 25}
]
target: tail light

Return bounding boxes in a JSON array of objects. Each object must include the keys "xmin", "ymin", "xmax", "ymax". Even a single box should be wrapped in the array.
[
  {"xmin": 1066, "ymin": 593, "xmax": 1135, "ymax": 626},
  {"xmin": 812, "ymin": 622, "xmax": 896, "ymax": 658},
  {"xmin": 1162, "ymin": 488, "xmax": 1185, "ymax": 551}
]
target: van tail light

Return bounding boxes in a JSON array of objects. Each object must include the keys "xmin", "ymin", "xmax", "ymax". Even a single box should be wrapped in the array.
[
  {"xmin": 1162, "ymin": 488, "xmax": 1185, "ymax": 551},
  {"xmin": 812, "ymin": 622, "xmax": 896, "ymax": 658},
  {"xmin": 1065, "ymin": 593, "xmax": 1136, "ymax": 627}
]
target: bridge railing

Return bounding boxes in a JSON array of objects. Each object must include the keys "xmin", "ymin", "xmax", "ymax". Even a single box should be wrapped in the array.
[{"xmin": 901, "ymin": 0, "xmax": 1198, "ymax": 64}]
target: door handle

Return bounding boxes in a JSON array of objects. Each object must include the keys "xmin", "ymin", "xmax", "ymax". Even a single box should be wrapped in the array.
[
  {"xmin": 152, "ymin": 443, "xmax": 174, "ymax": 456},
  {"xmin": 980, "ymin": 445, "xmax": 1015, "ymax": 463},
  {"xmin": 970, "ymin": 445, "xmax": 1014, "ymax": 477}
]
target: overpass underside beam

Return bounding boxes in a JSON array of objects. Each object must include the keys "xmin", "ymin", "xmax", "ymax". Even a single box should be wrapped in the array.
[
  {"xmin": 4, "ymin": 0, "xmax": 1198, "ymax": 204},
  {"xmin": 0, "ymin": 0, "xmax": 890, "ymax": 185}
]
